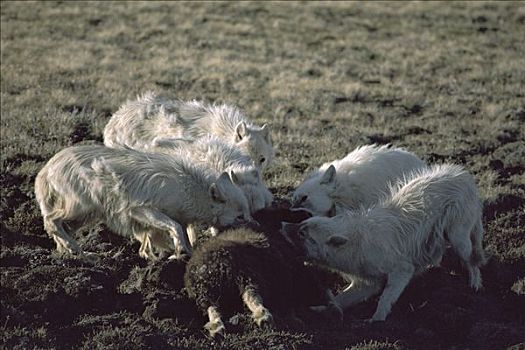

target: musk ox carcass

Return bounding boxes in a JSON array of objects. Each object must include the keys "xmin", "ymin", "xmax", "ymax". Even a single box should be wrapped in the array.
[{"xmin": 183, "ymin": 205, "xmax": 331, "ymax": 337}]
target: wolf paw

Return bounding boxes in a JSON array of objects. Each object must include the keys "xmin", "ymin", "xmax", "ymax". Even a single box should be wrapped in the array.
[
  {"xmin": 309, "ymin": 305, "xmax": 328, "ymax": 313},
  {"xmin": 470, "ymin": 279, "xmax": 483, "ymax": 292},
  {"xmin": 168, "ymin": 251, "xmax": 190, "ymax": 261},
  {"xmin": 367, "ymin": 313, "xmax": 387, "ymax": 323}
]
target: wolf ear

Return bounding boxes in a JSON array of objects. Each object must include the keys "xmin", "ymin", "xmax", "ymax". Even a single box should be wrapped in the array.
[
  {"xmin": 210, "ymin": 172, "xmax": 231, "ymax": 203},
  {"xmin": 209, "ymin": 183, "xmax": 226, "ymax": 203},
  {"xmin": 217, "ymin": 171, "xmax": 233, "ymax": 185},
  {"xmin": 320, "ymin": 165, "xmax": 336, "ymax": 186},
  {"xmin": 261, "ymin": 123, "xmax": 271, "ymax": 143},
  {"xmin": 235, "ymin": 121, "xmax": 248, "ymax": 142},
  {"xmin": 326, "ymin": 235, "xmax": 348, "ymax": 247}
]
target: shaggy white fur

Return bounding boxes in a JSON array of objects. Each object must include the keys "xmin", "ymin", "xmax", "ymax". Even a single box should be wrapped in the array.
[
  {"xmin": 103, "ymin": 91, "xmax": 274, "ymax": 171},
  {"xmin": 152, "ymin": 135, "xmax": 273, "ymax": 213},
  {"xmin": 293, "ymin": 163, "xmax": 486, "ymax": 321},
  {"xmin": 292, "ymin": 144, "xmax": 426, "ymax": 216},
  {"xmin": 34, "ymin": 145, "xmax": 251, "ymax": 260}
]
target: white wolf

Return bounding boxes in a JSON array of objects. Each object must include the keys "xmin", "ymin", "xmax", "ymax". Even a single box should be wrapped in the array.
[
  {"xmin": 152, "ymin": 135, "xmax": 273, "ymax": 213},
  {"xmin": 103, "ymin": 91, "xmax": 274, "ymax": 171},
  {"xmin": 287, "ymin": 164, "xmax": 486, "ymax": 322},
  {"xmin": 291, "ymin": 144, "xmax": 426, "ymax": 216},
  {"xmin": 34, "ymin": 145, "xmax": 251, "ymax": 260}
]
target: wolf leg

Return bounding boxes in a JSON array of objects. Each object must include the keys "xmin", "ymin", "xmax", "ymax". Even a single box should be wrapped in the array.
[
  {"xmin": 136, "ymin": 232, "xmax": 159, "ymax": 260},
  {"xmin": 310, "ymin": 280, "xmax": 382, "ymax": 320},
  {"xmin": 129, "ymin": 207, "xmax": 191, "ymax": 257},
  {"xmin": 335, "ymin": 280, "xmax": 383, "ymax": 310},
  {"xmin": 44, "ymin": 217, "xmax": 83, "ymax": 255},
  {"xmin": 448, "ymin": 216, "xmax": 484, "ymax": 290},
  {"xmin": 370, "ymin": 267, "xmax": 414, "ymax": 322}
]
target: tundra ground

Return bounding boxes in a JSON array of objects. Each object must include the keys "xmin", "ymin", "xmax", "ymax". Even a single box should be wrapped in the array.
[{"xmin": 1, "ymin": 2, "xmax": 524, "ymax": 349}]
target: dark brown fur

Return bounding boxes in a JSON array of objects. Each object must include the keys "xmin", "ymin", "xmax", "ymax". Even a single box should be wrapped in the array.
[{"xmin": 183, "ymin": 206, "xmax": 327, "ymax": 322}]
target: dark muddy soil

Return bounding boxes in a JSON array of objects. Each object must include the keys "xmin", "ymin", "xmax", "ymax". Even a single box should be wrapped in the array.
[{"xmin": 2, "ymin": 195, "xmax": 524, "ymax": 349}]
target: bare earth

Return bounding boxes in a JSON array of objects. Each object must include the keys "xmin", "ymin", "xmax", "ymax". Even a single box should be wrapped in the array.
[{"xmin": 1, "ymin": 2, "xmax": 524, "ymax": 349}]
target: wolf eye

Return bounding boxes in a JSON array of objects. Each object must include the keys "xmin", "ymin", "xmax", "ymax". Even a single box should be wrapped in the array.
[
  {"xmin": 300, "ymin": 195, "xmax": 308, "ymax": 203},
  {"xmin": 260, "ymin": 157, "xmax": 266, "ymax": 164},
  {"xmin": 298, "ymin": 228, "xmax": 307, "ymax": 239}
]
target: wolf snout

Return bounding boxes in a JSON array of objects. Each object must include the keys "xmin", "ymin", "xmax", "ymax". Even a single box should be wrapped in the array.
[
  {"xmin": 280, "ymin": 222, "xmax": 304, "ymax": 243},
  {"xmin": 281, "ymin": 222, "xmax": 301, "ymax": 235}
]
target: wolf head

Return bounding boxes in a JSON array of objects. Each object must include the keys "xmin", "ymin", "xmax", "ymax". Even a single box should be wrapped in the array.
[
  {"xmin": 229, "ymin": 166, "xmax": 273, "ymax": 213},
  {"xmin": 282, "ymin": 215, "xmax": 348, "ymax": 264},
  {"xmin": 234, "ymin": 122, "xmax": 274, "ymax": 171},
  {"xmin": 209, "ymin": 172, "xmax": 252, "ymax": 228},
  {"xmin": 291, "ymin": 165, "xmax": 337, "ymax": 217}
]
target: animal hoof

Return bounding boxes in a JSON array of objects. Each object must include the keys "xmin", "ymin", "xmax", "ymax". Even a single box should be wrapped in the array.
[
  {"xmin": 254, "ymin": 308, "xmax": 274, "ymax": 327},
  {"xmin": 205, "ymin": 320, "xmax": 225, "ymax": 338}
]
